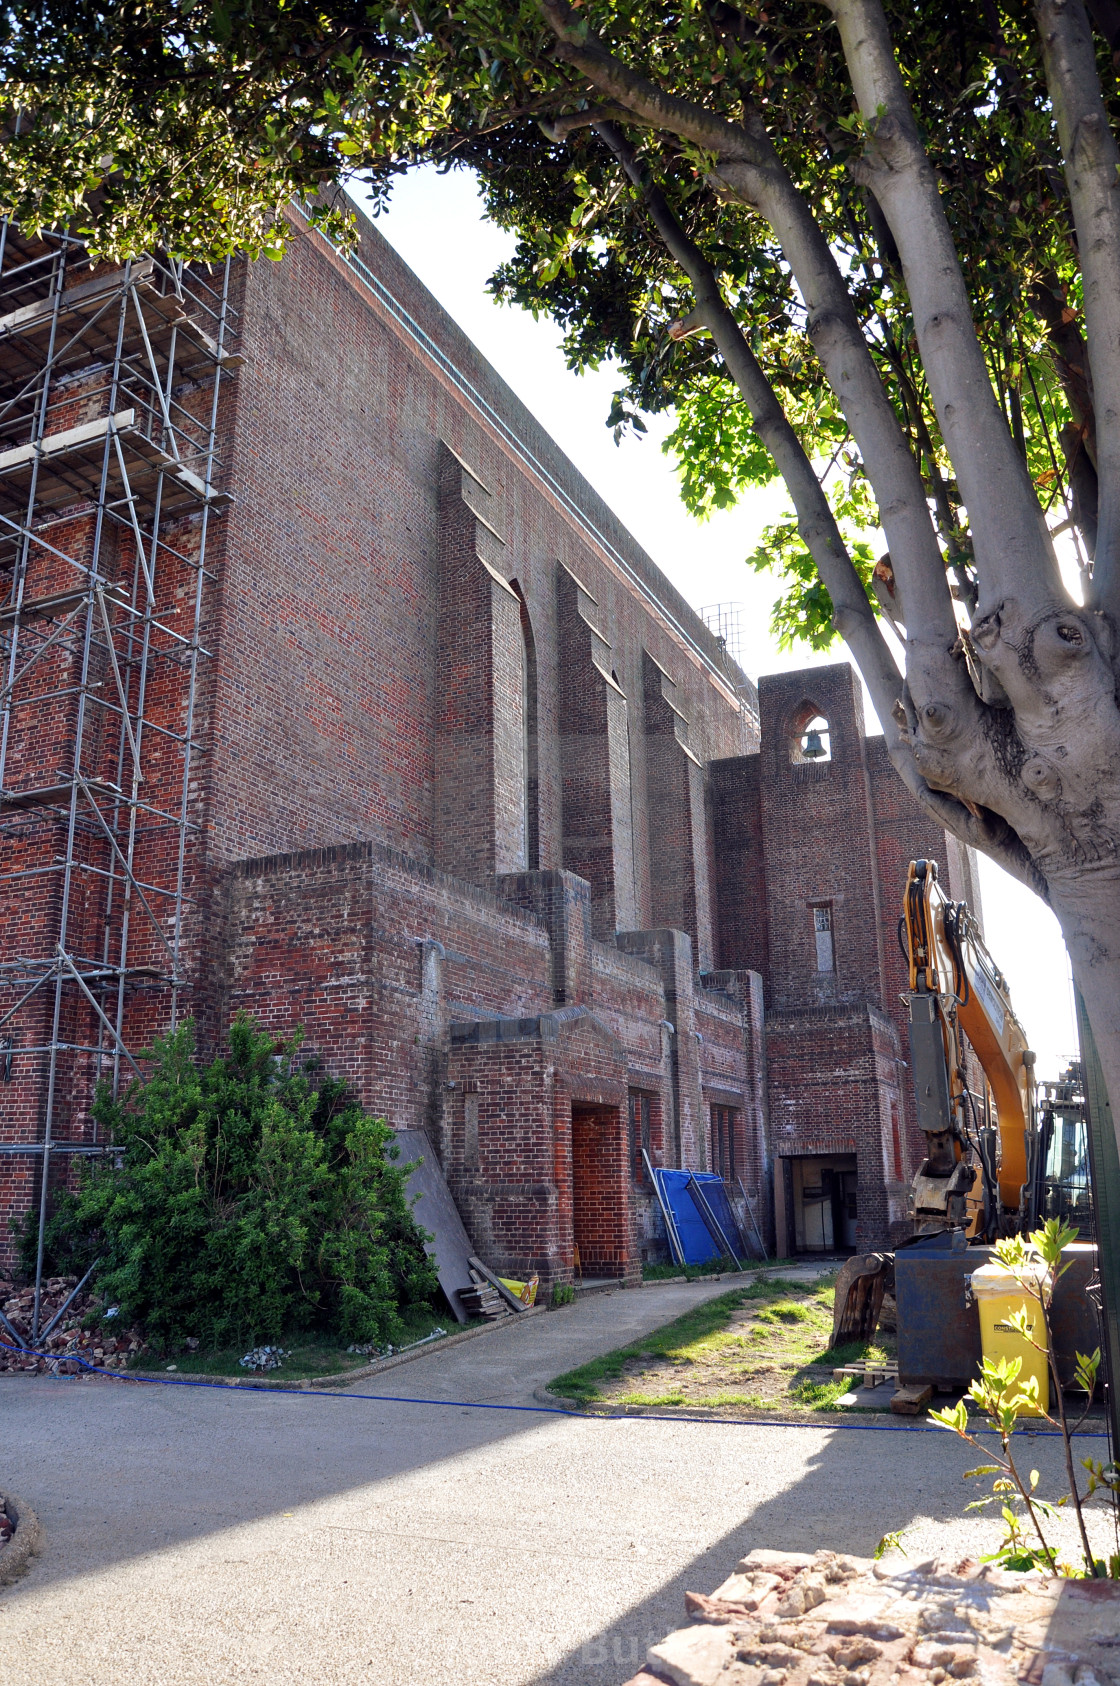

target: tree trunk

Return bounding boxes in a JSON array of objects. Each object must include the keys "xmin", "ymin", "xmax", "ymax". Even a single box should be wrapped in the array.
[
  {"xmin": 1048, "ymin": 875, "xmax": 1120, "ymax": 1140},
  {"xmin": 534, "ymin": 0, "xmax": 1120, "ymax": 1164}
]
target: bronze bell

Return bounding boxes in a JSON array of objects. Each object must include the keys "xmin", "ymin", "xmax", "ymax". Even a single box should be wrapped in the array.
[{"xmin": 803, "ymin": 727, "xmax": 826, "ymax": 759}]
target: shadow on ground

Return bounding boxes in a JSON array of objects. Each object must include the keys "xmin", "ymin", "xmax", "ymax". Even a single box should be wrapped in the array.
[
  {"xmin": 526, "ymin": 1417, "xmax": 1098, "ymax": 1686},
  {"xmin": 1, "ymin": 1278, "xmax": 1101, "ymax": 1686}
]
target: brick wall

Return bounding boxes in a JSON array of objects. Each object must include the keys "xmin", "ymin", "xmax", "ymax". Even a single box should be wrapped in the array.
[
  {"xmin": 215, "ymin": 840, "xmax": 554, "ymax": 1146},
  {"xmin": 556, "ymin": 564, "xmax": 637, "ymax": 937},
  {"xmin": 446, "ymin": 1011, "xmax": 637, "ymax": 1285},
  {"xmin": 710, "ymin": 755, "xmax": 769, "ymax": 978},
  {"xmin": 766, "ymin": 1004, "xmax": 904, "ymax": 1249},
  {"xmin": 2, "ymin": 196, "xmax": 981, "ymax": 1280},
  {"xmin": 756, "ymin": 665, "xmax": 886, "ymax": 1014},
  {"xmin": 197, "ymin": 214, "xmax": 755, "ymax": 892},
  {"xmin": 642, "ymin": 654, "xmax": 714, "ymax": 968}
]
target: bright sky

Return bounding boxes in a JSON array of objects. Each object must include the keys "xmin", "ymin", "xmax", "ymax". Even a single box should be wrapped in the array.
[{"xmin": 363, "ymin": 165, "xmax": 1079, "ymax": 1079}]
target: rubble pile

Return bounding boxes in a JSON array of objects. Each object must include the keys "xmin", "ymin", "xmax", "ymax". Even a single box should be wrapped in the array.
[
  {"xmin": 626, "ymin": 1547, "xmax": 1120, "ymax": 1686},
  {"xmin": 239, "ymin": 1345, "xmax": 288, "ymax": 1372},
  {"xmin": 0, "ymin": 1277, "xmax": 147, "ymax": 1374}
]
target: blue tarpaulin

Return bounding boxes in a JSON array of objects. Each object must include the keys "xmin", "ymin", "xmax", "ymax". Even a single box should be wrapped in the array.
[{"xmin": 651, "ymin": 1169, "xmax": 748, "ymax": 1265}]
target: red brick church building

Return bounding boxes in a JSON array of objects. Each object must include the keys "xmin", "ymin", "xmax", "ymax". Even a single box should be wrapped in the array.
[{"xmin": 0, "ymin": 202, "xmax": 979, "ymax": 1282}]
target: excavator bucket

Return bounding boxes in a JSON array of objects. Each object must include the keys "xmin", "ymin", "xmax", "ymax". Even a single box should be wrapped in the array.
[{"xmin": 831, "ymin": 1252, "xmax": 892, "ymax": 1347}]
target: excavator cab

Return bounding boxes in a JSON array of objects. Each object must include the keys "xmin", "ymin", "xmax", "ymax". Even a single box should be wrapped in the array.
[{"xmin": 1036, "ymin": 1065, "xmax": 1093, "ymax": 1236}]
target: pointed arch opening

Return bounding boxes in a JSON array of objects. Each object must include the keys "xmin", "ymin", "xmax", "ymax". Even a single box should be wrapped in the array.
[
  {"xmin": 510, "ymin": 580, "xmax": 540, "ymax": 871},
  {"xmin": 788, "ymin": 701, "xmax": 832, "ymax": 765}
]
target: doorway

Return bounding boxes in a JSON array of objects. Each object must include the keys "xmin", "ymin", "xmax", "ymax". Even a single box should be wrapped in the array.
[
  {"xmin": 571, "ymin": 1103, "xmax": 627, "ymax": 1278},
  {"xmin": 790, "ymin": 1154, "xmax": 859, "ymax": 1253}
]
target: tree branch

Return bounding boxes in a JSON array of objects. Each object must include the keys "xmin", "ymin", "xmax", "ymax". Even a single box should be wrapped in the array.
[
  {"xmin": 826, "ymin": 0, "xmax": 1065, "ymax": 616},
  {"xmin": 1031, "ymin": 273, "xmax": 1097, "ymax": 465},
  {"xmin": 534, "ymin": 6, "xmax": 1059, "ymax": 866},
  {"xmin": 1035, "ymin": 0, "xmax": 1120, "ymax": 620},
  {"xmin": 539, "ymin": 103, "xmax": 644, "ymax": 141},
  {"xmin": 537, "ymin": 0, "xmax": 766, "ymax": 164},
  {"xmin": 587, "ymin": 122, "xmax": 1044, "ymax": 880},
  {"xmin": 593, "ymin": 121, "xmax": 906, "ymax": 735},
  {"xmin": 535, "ymin": 0, "xmax": 962, "ymax": 664}
]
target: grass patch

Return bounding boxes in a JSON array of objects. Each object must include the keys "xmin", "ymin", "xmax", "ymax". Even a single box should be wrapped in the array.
[
  {"xmin": 550, "ymin": 1288, "xmax": 759, "ymax": 1406},
  {"xmin": 549, "ymin": 1272, "xmax": 897, "ymax": 1415},
  {"xmin": 132, "ymin": 1306, "xmax": 453, "ymax": 1378},
  {"xmin": 790, "ymin": 1377, "xmax": 851, "ymax": 1410},
  {"xmin": 753, "ymin": 1301, "xmax": 816, "ymax": 1325},
  {"xmin": 616, "ymin": 1391, "xmax": 687, "ymax": 1407},
  {"xmin": 640, "ymin": 1258, "xmax": 797, "ymax": 1282}
]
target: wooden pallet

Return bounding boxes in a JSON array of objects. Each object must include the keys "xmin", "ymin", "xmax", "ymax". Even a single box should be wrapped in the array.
[{"xmin": 831, "ymin": 1363, "xmax": 899, "ymax": 1390}]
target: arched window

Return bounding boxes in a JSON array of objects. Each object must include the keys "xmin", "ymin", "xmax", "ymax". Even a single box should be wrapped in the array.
[
  {"xmin": 510, "ymin": 582, "xmax": 540, "ymax": 871},
  {"xmin": 789, "ymin": 703, "xmax": 831, "ymax": 765}
]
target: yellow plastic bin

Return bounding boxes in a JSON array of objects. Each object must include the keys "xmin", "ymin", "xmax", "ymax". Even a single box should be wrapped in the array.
[{"xmin": 970, "ymin": 1259, "xmax": 1049, "ymax": 1415}]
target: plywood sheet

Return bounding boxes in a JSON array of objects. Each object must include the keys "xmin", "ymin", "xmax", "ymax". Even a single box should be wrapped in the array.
[{"xmin": 391, "ymin": 1129, "xmax": 475, "ymax": 1323}]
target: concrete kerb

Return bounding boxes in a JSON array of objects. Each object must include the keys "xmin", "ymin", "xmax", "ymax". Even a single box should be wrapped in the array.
[{"xmin": 0, "ymin": 1492, "xmax": 44, "ymax": 1588}]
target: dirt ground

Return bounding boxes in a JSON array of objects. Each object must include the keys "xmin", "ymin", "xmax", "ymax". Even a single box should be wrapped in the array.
[{"xmin": 549, "ymin": 1274, "xmax": 897, "ymax": 1414}]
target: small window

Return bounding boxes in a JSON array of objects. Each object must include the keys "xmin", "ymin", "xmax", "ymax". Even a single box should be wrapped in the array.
[
  {"xmin": 630, "ymin": 1090, "xmax": 653, "ymax": 1183},
  {"xmin": 711, "ymin": 1104, "xmax": 739, "ymax": 1183},
  {"xmin": 813, "ymin": 905, "xmax": 835, "ymax": 973},
  {"xmin": 464, "ymin": 1092, "xmax": 480, "ymax": 1169},
  {"xmin": 790, "ymin": 711, "xmax": 831, "ymax": 764}
]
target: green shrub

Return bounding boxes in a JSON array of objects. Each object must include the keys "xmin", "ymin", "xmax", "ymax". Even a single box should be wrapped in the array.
[{"xmin": 20, "ymin": 1015, "xmax": 438, "ymax": 1352}]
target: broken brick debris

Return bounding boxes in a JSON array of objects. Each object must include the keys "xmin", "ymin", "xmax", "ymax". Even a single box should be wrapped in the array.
[
  {"xmin": 624, "ymin": 1546, "xmax": 1120, "ymax": 1686},
  {"xmin": 0, "ymin": 1277, "xmax": 147, "ymax": 1374}
]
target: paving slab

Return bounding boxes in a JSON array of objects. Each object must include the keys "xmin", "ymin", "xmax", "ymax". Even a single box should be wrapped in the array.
[{"xmin": 1, "ymin": 1275, "xmax": 1108, "ymax": 1686}]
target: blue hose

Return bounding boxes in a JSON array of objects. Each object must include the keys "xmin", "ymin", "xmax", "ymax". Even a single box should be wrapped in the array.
[{"xmin": 1, "ymin": 1338, "xmax": 1106, "ymax": 1435}]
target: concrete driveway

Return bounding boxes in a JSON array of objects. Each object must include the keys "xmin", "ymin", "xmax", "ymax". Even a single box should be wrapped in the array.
[{"xmin": 1, "ymin": 1276, "xmax": 1110, "ymax": 1686}]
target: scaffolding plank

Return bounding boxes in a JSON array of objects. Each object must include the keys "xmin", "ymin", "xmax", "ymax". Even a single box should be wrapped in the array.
[
  {"xmin": 0, "ymin": 261, "xmax": 155, "ymax": 339},
  {"xmin": 391, "ymin": 1128, "xmax": 476, "ymax": 1324},
  {"xmin": 0, "ymin": 271, "xmax": 233, "ymax": 388},
  {"xmin": 0, "ymin": 587, "xmax": 130, "ymax": 624},
  {"xmin": 0, "ymin": 777, "xmax": 123, "ymax": 811},
  {"xmin": 0, "ymin": 408, "xmax": 137, "ymax": 472},
  {"xmin": 0, "ymin": 272, "xmax": 190, "ymax": 375},
  {"xmin": 0, "ymin": 409, "xmax": 229, "ymax": 516}
]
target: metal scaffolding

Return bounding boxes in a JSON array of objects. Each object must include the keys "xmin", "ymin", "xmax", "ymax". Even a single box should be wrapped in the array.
[
  {"xmin": 699, "ymin": 603, "xmax": 747, "ymax": 673},
  {"xmin": 0, "ymin": 221, "xmax": 238, "ymax": 1333}
]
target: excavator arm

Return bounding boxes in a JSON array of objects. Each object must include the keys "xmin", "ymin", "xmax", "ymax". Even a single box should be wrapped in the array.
[
  {"xmin": 832, "ymin": 860, "xmax": 1038, "ymax": 1348},
  {"xmin": 903, "ymin": 860, "xmax": 1037, "ymax": 1233}
]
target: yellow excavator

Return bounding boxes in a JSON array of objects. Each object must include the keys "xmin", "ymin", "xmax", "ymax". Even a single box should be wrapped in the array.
[
  {"xmin": 903, "ymin": 858, "xmax": 1037, "ymax": 1239},
  {"xmin": 833, "ymin": 860, "xmax": 1097, "ymax": 1395}
]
